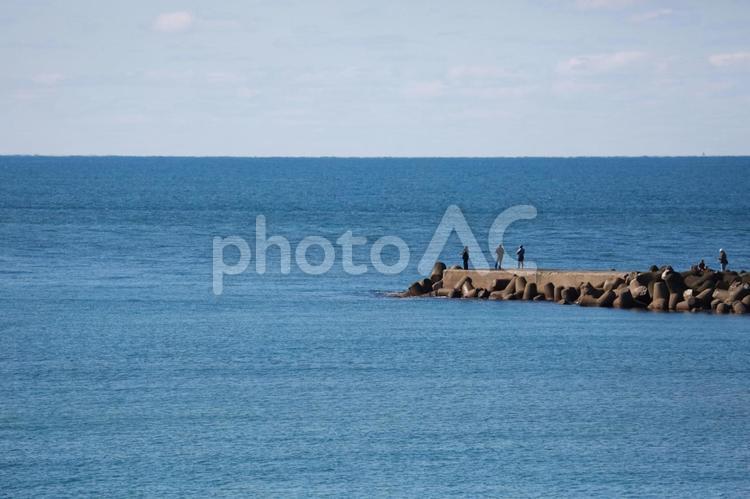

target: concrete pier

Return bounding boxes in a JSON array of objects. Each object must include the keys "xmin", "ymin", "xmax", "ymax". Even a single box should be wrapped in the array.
[
  {"xmin": 441, "ymin": 269, "xmax": 627, "ymax": 290},
  {"xmin": 400, "ymin": 261, "xmax": 750, "ymax": 315}
]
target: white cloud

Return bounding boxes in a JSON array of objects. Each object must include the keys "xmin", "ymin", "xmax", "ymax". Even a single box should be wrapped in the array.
[
  {"xmin": 709, "ymin": 52, "xmax": 750, "ymax": 68},
  {"xmin": 32, "ymin": 72, "xmax": 65, "ymax": 85},
  {"xmin": 447, "ymin": 65, "xmax": 518, "ymax": 80},
  {"xmin": 552, "ymin": 80, "xmax": 604, "ymax": 96},
  {"xmin": 206, "ymin": 72, "xmax": 241, "ymax": 84},
  {"xmin": 557, "ymin": 51, "xmax": 646, "ymax": 73},
  {"xmin": 143, "ymin": 69, "xmax": 194, "ymax": 81},
  {"xmin": 114, "ymin": 114, "xmax": 151, "ymax": 125},
  {"xmin": 404, "ymin": 66, "xmax": 532, "ymax": 100},
  {"xmin": 631, "ymin": 8, "xmax": 673, "ymax": 22},
  {"xmin": 575, "ymin": 0, "xmax": 644, "ymax": 9},
  {"xmin": 458, "ymin": 86, "xmax": 534, "ymax": 99},
  {"xmin": 13, "ymin": 89, "xmax": 40, "ymax": 101},
  {"xmin": 403, "ymin": 80, "xmax": 446, "ymax": 98},
  {"xmin": 153, "ymin": 11, "xmax": 194, "ymax": 33},
  {"xmin": 236, "ymin": 87, "xmax": 259, "ymax": 98}
]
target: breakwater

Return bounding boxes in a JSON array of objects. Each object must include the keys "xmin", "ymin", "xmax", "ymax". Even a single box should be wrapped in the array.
[{"xmin": 399, "ymin": 263, "xmax": 750, "ymax": 315}]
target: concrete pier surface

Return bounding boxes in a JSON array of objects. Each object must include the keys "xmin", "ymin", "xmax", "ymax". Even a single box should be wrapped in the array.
[{"xmin": 442, "ymin": 269, "xmax": 626, "ymax": 291}]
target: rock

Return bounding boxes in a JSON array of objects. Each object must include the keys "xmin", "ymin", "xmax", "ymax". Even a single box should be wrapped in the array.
[
  {"xmin": 647, "ymin": 278, "xmax": 666, "ymax": 300},
  {"xmin": 461, "ymin": 280, "xmax": 475, "ymax": 298},
  {"xmin": 579, "ymin": 282, "xmax": 603, "ymax": 299},
  {"xmin": 490, "ymin": 279, "xmax": 510, "ymax": 292},
  {"xmin": 454, "ymin": 276, "xmax": 472, "ymax": 290},
  {"xmin": 396, "ymin": 266, "xmax": 750, "ymax": 315},
  {"xmin": 522, "ymin": 282, "xmax": 538, "ymax": 301},
  {"xmin": 668, "ymin": 292, "xmax": 681, "ymax": 311},
  {"xmin": 687, "ymin": 271, "xmax": 718, "ymax": 290},
  {"xmin": 406, "ymin": 281, "xmax": 425, "ymax": 296},
  {"xmin": 675, "ymin": 299, "xmax": 693, "ymax": 312},
  {"xmin": 649, "ymin": 298, "xmax": 667, "ymax": 311},
  {"xmin": 721, "ymin": 271, "xmax": 741, "ymax": 286},
  {"xmin": 603, "ymin": 277, "xmax": 625, "ymax": 292},
  {"xmin": 728, "ymin": 283, "xmax": 750, "ymax": 302},
  {"xmin": 561, "ymin": 286, "xmax": 579, "ymax": 304},
  {"xmin": 502, "ymin": 276, "xmax": 525, "ymax": 300},
  {"xmin": 663, "ymin": 271, "xmax": 686, "ymax": 296},
  {"xmin": 681, "ymin": 269, "xmax": 699, "ymax": 279},
  {"xmin": 652, "ymin": 281, "xmax": 669, "ymax": 302},
  {"xmin": 684, "ymin": 275, "xmax": 701, "ymax": 288},
  {"xmin": 597, "ymin": 290, "xmax": 616, "ymax": 308},
  {"xmin": 613, "ymin": 289, "xmax": 635, "ymax": 309},
  {"xmin": 633, "ymin": 272, "xmax": 655, "ymax": 286},
  {"xmin": 712, "ymin": 288, "xmax": 730, "ymax": 302},
  {"xmin": 630, "ymin": 284, "xmax": 650, "ymax": 306},
  {"xmin": 543, "ymin": 282, "xmax": 555, "ymax": 301},
  {"xmin": 577, "ymin": 294, "xmax": 599, "ymax": 307},
  {"xmin": 695, "ymin": 278, "xmax": 717, "ymax": 294},
  {"xmin": 577, "ymin": 282, "xmax": 604, "ymax": 307},
  {"xmin": 695, "ymin": 288, "xmax": 714, "ymax": 308},
  {"xmin": 429, "ymin": 261, "xmax": 446, "ymax": 282},
  {"xmin": 715, "ymin": 302, "xmax": 730, "ymax": 314}
]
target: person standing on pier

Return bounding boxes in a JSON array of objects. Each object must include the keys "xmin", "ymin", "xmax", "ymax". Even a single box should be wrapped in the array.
[
  {"xmin": 516, "ymin": 245, "xmax": 525, "ymax": 269},
  {"xmin": 461, "ymin": 246, "xmax": 470, "ymax": 270},
  {"xmin": 495, "ymin": 244, "xmax": 505, "ymax": 270},
  {"xmin": 719, "ymin": 249, "xmax": 729, "ymax": 272}
]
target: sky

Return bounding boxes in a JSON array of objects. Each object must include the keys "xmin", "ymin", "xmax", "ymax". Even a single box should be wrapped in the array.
[{"xmin": 1, "ymin": 0, "xmax": 749, "ymax": 156}]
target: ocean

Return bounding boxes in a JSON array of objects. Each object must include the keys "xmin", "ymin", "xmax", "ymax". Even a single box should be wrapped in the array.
[{"xmin": 1, "ymin": 156, "xmax": 749, "ymax": 496}]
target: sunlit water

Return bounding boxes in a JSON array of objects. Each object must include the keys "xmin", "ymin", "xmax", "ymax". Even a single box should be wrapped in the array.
[{"xmin": 1, "ymin": 156, "xmax": 749, "ymax": 496}]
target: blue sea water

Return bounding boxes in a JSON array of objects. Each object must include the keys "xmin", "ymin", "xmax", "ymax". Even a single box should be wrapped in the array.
[{"xmin": 1, "ymin": 156, "xmax": 750, "ymax": 497}]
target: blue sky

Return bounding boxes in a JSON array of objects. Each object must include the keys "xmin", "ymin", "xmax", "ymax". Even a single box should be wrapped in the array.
[{"xmin": 1, "ymin": 0, "xmax": 749, "ymax": 156}]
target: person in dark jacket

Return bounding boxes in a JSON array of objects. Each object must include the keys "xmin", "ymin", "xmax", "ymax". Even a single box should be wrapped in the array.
[
  {"xmin": 719, "ymin": 249, "xmax": 728, "ymax": 272},
  {"xmin": 461, "ymin": 246, "xmax": 470, "ymax": 270},
  {"xmin": 516, "ymin": 245, "xmax": 525, "ymax": 269}
]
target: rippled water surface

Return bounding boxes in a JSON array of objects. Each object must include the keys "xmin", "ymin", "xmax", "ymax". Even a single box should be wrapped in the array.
[{"xmin": 1, "ymin": 156, "xmax": 749, "ymax": 496}]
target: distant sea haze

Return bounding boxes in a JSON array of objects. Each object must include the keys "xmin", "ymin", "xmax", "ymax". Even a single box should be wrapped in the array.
[{"xmin": 1, "ymin": 156, "xmax": 749, "ymax": 496}]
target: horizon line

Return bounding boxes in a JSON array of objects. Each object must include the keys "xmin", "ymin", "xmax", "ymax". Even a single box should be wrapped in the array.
[{"xmin": 1, "ymin": 154, "xmax": 750, "ymax": 160}]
